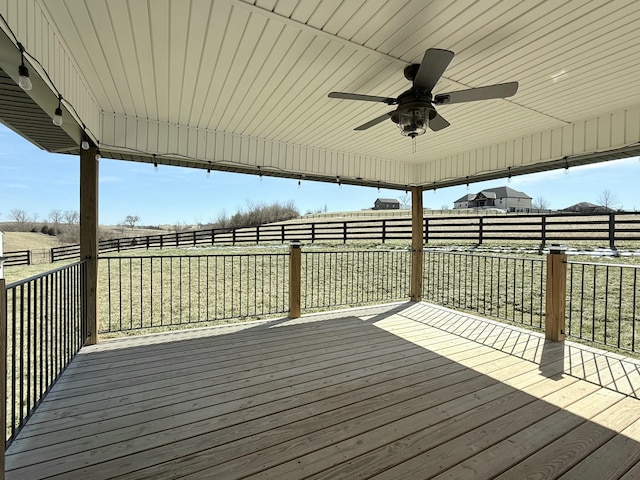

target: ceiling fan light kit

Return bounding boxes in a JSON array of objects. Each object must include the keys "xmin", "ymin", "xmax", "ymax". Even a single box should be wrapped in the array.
[{"xmin": 329, "ymin": 48, "xmax": 518, "ymax": 139}]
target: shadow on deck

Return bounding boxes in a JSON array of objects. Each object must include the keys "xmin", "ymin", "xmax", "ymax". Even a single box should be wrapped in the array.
[{"xmin": 5, "ymin": 302, "xmax": 640, "ymax": 479}]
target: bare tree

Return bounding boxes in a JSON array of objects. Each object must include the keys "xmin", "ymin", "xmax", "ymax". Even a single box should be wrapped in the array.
[
  {"xmin": 532, "ymin": 196, "xmax": 551, "ymax": 210},
  {"xmin": 64, "ymin": 210, "xmax": 79, "ymax": 226},
  {"xmin": 397, "ymin": 193, "xmax": 411, "ymax": 209},
  {"xmin": 49, "ymin": 209, "xmax": 63, "ymax": 232},
  {"xmin": 9, "ymin": 209, "xmax": 28, "ymax": 226},
  {"xmin": 597, "ymin": 189, "xmax": 620, "ymax": 211},
  {"xmin": 124, "ymin": 215, "xmax": 140, "ymax": 230}
]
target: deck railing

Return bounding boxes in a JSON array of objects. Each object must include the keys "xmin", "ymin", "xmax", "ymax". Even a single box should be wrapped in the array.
[
  {"xmin": 1, "ymin": 261, "xmax": 87, "ymax": 446},
  {"xmin": 422, "ymin": 251, "xmax": 546, "ymax": 329},
  {"xmin": 566, "ymin": 260, "xmax": 640, "ymax": 351},
  {"xmin": 301, "ymin": 250, "xmax": 411, "ymax": 310},
  {"xmin": 99, "ymin": 254, "xmax": 289, "ymax": 333}
]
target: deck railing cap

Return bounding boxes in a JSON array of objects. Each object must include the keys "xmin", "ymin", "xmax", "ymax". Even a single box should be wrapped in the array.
[{"xmin": 549, "ymin": 244, "xmax": 566, "ymax": 254}]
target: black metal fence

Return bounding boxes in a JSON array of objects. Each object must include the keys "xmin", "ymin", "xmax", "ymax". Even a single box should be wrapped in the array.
[
  {"xmin": 301, "ymin": 250, "xmax": 411, "ymax": 310},
  {"xmin": 422, "ymin": 251, "xmax": 546, "ymax": 329},
  {"xmin": 48, "ymin": 212, "xmax": 640, "ymax": 262},
  {"xmin": 566, "ymin": 261, "xmax": 640, "ymax": 352},
  {"xmin": 99, "ymin": 254, "xmax": 289, "ymax": 333},
  {"xmin": 4, "ymin": 261, "xmax": 87, "ymax": 445}
]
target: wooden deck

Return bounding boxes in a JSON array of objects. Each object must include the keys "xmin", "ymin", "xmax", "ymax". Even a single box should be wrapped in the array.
[{"xmin": 6, "ymin": 302, "xmax": 640, "ymax": 479}]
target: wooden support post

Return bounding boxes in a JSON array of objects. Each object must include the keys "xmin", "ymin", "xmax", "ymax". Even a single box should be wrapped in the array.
[
  {"xmin": 80, "ymin": 146, "xmax": 99, "ymax": 345},
  {"xmin": 289, "ymin": 241, "xmax": 302, "ymax": 319},
  {"xmin": 545, "ymin": 246, "xmax": 567, "ymax": 342},
  {"xmin": 410, "ymin": 187, "xmax": 424, "ymax": 302},
  {"xmin": 0, "ymin": 277, "xmax": 7, "ymax": 479},
  {"xmin": 609, "ymin": 213, "xmax": 616, "ymax": 251}
]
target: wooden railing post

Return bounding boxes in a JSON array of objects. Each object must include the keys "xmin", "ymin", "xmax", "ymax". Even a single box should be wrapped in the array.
[
  {"xmin": 80, "ymin": 146, "xmax": 99, "ymax": 345},
  {"xmin": 545, "ymin": 245, "xmax": 567, "ymax": 342},
  {"xmin": 410, "ymin": 187, "xmax": 424, "ymax": 301},
  {"xmin": 0, "ymin": 276, "xmax": 6, "ymax": 479},
  {"xmin": 289, "ymin": 241, "xmax": 302, "ymax": 319}
]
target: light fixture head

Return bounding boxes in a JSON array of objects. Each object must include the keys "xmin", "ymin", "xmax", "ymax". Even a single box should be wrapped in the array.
[
  {"xmin": 95, "ymin": 150, "xmax": 101, "ymax": 161},
  {"xmin": 18, "ymin": 64, "xmax": 32, "ymax": 91},
  {"xmin": 393, "ymin": 102, "xmax": 433, "ymax": 138},
  {"xmin": 17, "ymin": 43, "xmax": 32, "ymax": 91},
  {"xmin": 81, "ymin": 140, "xmax": 90, "ymax": 150},
  {"xmin": 53, "ymin": 95, "xmax": 63, "ymax": 126}
]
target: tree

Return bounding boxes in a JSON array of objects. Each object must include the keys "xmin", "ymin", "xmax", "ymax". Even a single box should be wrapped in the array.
[
  {"xmin": 532, "ymin": 196, "xmax": 550, "ymax": 210},
  {"xmin": 9, "ymin": 209, "xmax": 28, "ymax": 225},
  {"xmin": 124, "ymin": 215, "xmax": 140, "ymax": 230},
  {"xmin": 597, "ymin": 189, "xmax": 620, "ymax": 210},
  {"xmin": 397, "ymin": 193, "xmax": 411, "ymax": 209},
  {"xmin": 49, "ymin": 209, "xmax": 62, "ymax": 224},
  {"xmin": 64, "ymin": 210, "xmax": 79, "ymax": 226}
]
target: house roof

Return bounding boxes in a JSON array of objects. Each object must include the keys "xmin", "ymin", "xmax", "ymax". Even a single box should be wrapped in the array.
[
  {"xmin": 562, "ymin": 202, "xmax": 599, "ymax": 210},
  {"xmin": 479, "ymin": 186, "xmax": 532, "ymax": 199},
  {"xmin": 454, "ymin": 186, "xmax": 530, "ymax": 203},
  {"xmin": 376, "ymin": 198, "xmax": 400, "ymax": 204},
  {"xmin": 1, "ymin": 2, "xmax": 640, "ymax": 189},
  {"xmin": 453, "ymin": 194, "xmax": 476, "ymax": 203}
]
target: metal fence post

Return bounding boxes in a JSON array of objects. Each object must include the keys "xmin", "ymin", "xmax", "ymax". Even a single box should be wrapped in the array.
[
  {"xmin": 0, "ymin": 275, "xmax": 6, "ymax": 479},
  {"xmin": 545, "ymin": 245, "xmax": 567, "ymax": 341},
  {"xmin": 289, "ymin": 241, "xmax": 302, "ymax": 318}
]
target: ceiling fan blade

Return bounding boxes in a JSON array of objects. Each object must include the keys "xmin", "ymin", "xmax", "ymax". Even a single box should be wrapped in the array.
[
  {"xmin": 354, "ymin": 112, "xmax": 394, "ymax": 131},
  {"xmin": 413, "ymin": 48, "xmax": 455, "ymax": 91},
  {"xmin": 329, "ymin": 92, "xmax": 397, "ymax": 104},
  {"xmin": 434, "ymin": 82, "xmax": 519, "ymax": 105},
  {"xmin": 429, "ymin": 112, "xmax": 450, "ymax": 131}
]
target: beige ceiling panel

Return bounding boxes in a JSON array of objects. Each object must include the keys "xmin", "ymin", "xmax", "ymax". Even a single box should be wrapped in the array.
[{"xmin": 2, "ymin": 0, "xmax": 640, "ymax": 189}]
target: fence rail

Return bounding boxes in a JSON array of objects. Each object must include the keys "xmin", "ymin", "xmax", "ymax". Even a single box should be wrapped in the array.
[
  {"xmin": 3, "ymin": 250, "xmax": 31, "ymax": 266},
  {"xmin": 3, "ymin": 261, "xmax": 87, "ymax": 445},
  {"xmin": 46, "ymin": 211, "xmax": 640, "ymax": 263}
]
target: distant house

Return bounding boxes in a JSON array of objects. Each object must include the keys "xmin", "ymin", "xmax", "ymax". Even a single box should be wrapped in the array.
[
  {"xmin": 373, "ymin": 198, "xmax": 400, "ymax": 210},
  {"xmin": 562, "ymin": 202, "xmax": 613, "ymax": 213},
  {"xmin": 453, "ymin": 186, "xmax": 532, "ymax": 212}
]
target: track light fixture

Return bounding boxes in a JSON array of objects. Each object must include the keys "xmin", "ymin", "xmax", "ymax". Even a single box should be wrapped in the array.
[
  {"xmin": 53, "ymin": 95, "xmax": 63, "ymax": 126},
  {"xmin": 17, "ymin": 43, "xmax": 32, "ymax": 91}
]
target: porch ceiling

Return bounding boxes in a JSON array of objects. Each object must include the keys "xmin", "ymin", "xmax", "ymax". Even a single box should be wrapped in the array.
[{"xmin": 1, "ymin": 0, "xmax": 640, "ymax": 188}]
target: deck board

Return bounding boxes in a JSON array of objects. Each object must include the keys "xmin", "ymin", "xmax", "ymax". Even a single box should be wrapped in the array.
[{"xmin": 5, "ymin": 302, "xmax": 640, "ymax": 479}]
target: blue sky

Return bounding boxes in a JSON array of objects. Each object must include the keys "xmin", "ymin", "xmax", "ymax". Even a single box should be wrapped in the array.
[{"xmin": 0, "ymin": 122, "xmax": 638, "ymax": 226}]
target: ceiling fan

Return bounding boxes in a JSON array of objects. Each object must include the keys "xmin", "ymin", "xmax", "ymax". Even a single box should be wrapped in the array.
[{"xmin": 328, "ymin": 48, "xmax": 518, "ymax": 138}]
